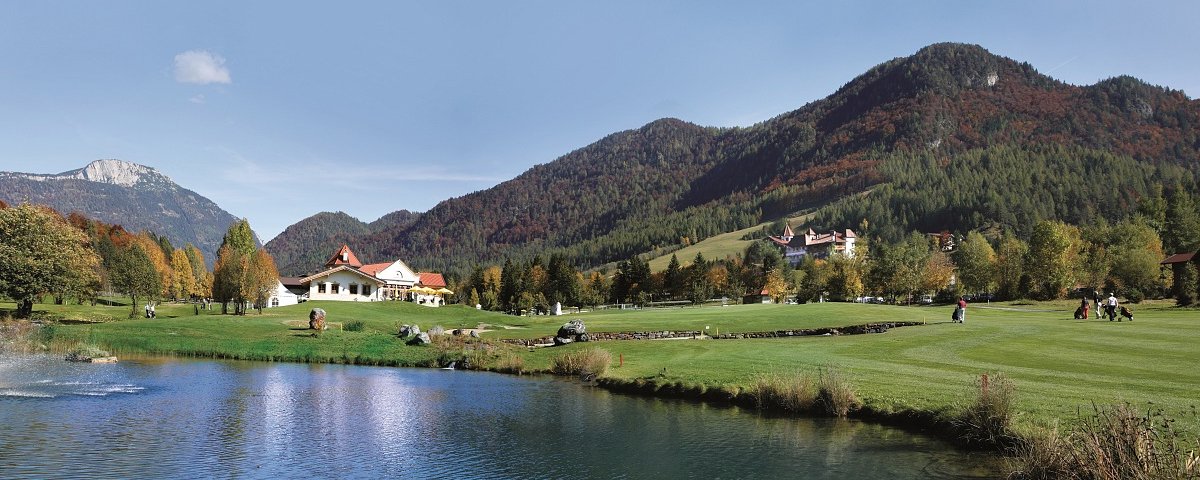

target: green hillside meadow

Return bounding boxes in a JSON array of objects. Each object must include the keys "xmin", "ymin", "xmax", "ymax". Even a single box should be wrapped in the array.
[{"xmin": 12, "ymin": 299, "xmax": 1200, "ymax": 437}]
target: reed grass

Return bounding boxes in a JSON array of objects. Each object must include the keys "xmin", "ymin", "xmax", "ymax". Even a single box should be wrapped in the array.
[
  {"xmin": 550, "ymin": 347, "xmax": 612, "ymax": 377},
  {"xmin": 748, "ymin": 371, "xmax": 818, "ymax": 412},
  {"xmin": 817, "ymin": 366, "xmax": 860, "ymax": 417}
]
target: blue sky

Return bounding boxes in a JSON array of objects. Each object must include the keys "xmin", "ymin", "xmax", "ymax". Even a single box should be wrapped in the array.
[{"xmin": 1, "ymin": 1, "xmax": 1196, "ymax": 241}]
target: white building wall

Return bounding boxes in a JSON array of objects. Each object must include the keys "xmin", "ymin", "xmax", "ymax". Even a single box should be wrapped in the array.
[
  {"xmin": 267, "ymin": 281, "xmax": 299, "ymax": 308},
  {"xmin": 307, "ymin": 270, "xmax": 382, "ymax": 301}
]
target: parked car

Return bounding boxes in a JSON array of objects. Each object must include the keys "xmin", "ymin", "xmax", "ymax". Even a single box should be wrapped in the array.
[{"xmin": 919, "ymin": 294, "xmax": 934, "ymax": 305}]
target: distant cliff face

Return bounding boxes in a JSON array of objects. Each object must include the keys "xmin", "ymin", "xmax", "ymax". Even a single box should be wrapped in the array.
[{"xmin": 0, "ymin": 159, "xmax": 243, "ymax": 265}]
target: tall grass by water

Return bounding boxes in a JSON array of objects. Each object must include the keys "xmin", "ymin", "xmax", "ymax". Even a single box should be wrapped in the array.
[
  {"xmin": 550, "ymin": 347, "xmax": 611, "ymax": 377},
  {"xmin": 1010, "ymin": 404, "xmax": 1200, "ymax": 479}
]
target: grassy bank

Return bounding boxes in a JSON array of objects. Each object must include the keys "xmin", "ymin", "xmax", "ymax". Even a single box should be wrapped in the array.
[
  {"xmin": 13, "ymin": 300, "xmax": 502, "ymax": 366},
  {"xmin": 11, "ymin": 298, "xmax": 1200, "ymax": 445}
]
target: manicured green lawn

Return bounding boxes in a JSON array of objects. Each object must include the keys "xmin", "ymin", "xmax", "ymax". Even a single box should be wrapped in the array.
[
  {"xmin": 517, "ymin": 300, "xmax": 1200, "ymax": 436},
  {"xmin": 10, "ymin": 297, "xmax": 1200, "ymax": 436},
  {"xmin": 11, "ymin": 299, "xmax": 506, "ymax": 366}
]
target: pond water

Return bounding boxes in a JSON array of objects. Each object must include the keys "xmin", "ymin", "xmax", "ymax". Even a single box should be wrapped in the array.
[{"xmin": 0, "ymin": 355, "xmax": 1003, "ymax": 479}]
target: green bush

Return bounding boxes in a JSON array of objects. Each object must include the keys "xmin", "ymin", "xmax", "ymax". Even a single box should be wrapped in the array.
[
  {"xmin": 344, "ymin": 320, "xmax": 365, "ymax": 332},
  {"xmin": 1124, "ymin": 289, "xmax": 1145, "ymax": 304}
]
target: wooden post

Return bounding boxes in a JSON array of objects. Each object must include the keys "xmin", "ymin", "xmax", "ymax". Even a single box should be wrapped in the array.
[
  {"xmin": 981, "ymin": 373, "xmax": 989, "ymax": 397},
  {"xmin": 619, "ymin": 354, "xmax": 624, "ymax": 367}
]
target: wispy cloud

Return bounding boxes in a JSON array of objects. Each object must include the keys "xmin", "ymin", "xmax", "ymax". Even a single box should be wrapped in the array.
[
  {"xmin": 189, "ymin": 94, "xmax": 206, "ymax": 104},
  {"xmin": 205, "ymin": 146, "xmax": 501, "ymax": 190},
  {"xmin": 173, "ymin": 50, "xmax": 231, "ymax": 85}
]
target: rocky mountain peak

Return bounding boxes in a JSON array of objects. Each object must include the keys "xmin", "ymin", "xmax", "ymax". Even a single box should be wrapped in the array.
[{"xmin": 64, "ymin": 159, "xmax": 169, "ymax": 187}]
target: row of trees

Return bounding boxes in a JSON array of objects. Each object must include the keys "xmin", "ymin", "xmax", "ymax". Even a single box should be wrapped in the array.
[
  {"xmin": 456, "ymin": 195, "xmax": 1199, "ymax": 313},
  {"xmin": 0, "ymin": 202, "xmax": 280, "ymax": 318}
]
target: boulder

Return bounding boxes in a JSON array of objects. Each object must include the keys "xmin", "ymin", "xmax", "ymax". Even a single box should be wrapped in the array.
[
  {"xmin": 469, "ymin": 330, "xmax": 480, "ymax": 338},
  {"xmin": 309, "ymin": 308, "xmax": 327, "ymax": 330},
  {"xmin": 557, "ymin": 319, "xmax": 586, "ymax": 338},
  {"xmin": 407, "ymin": 332, "xmax": 431, "ymax": 346}
]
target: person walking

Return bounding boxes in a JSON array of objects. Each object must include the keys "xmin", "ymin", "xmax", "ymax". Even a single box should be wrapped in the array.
[
  {"xmin": 957, "ymin": 297, "xmax": 968, "ymax": 323},
  {"xmin": 1106, "ymin": 293, "xmax": 1119, "ymax": 321},
  {"xmin": 1080, "ymin": 297, "xmax": 1090, "ymax": 319}
]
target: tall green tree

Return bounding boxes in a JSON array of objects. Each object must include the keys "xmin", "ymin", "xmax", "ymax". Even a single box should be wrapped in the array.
[
  {"xmin": 685, "ymin": 253, "xmax": 714, "ymax": 304},
  {"xmin": 663, "ymin": 254, "xmax": 685, "ymax": 300},
  {"xmin": 1163, "ymin": 188, "xmax": 1200, "ymax": 254},
  {"xmin": 953, "ymin": 231, "xmax": 997, "ymax": 295},
  {"xmin": 109, "ymin": 243, "xmax": 162, "ymax": 317},
  {"xmin": 1025, "ymin": 220, "xmax": 1083, "ymax": 299},
  {"xmin": 211, "ymin": 219, "xmax": 276, "ymax": 315},
  {"xmin": 545, "ymin": 253, "xmax": 580, "ymax": 306},
  {"xmin": 994, "ymin": 234, "xmax": 1029, "ymax": 300},
  {"xmin": 0, "ymin": 205, "xmax": 101, "ymax": 318},
  {"xmin": 1106, "ymin": 218, "xmax": 1165, "ymax": 299}
]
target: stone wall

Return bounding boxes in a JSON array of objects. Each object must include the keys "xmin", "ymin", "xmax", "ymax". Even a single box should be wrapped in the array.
[{"xmin": 501, "ymin": 322, "xmax": 922, "ymax": 347}]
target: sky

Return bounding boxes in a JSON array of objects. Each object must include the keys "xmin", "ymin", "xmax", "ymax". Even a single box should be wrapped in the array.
[{"xmin": 1, "ymin": 1, "xmax": 1197, "ymax": 242}]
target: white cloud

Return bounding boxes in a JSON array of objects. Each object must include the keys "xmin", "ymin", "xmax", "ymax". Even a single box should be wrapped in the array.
[
  {"xmin": 189, "ymin": 94, "xmax": 206, "ymax": 104},
  {"xmin": 173, "ymin": 50, "xmax": 231, "ymax": 85}
]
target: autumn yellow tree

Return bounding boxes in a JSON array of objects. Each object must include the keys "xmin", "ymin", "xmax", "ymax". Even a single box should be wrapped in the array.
[
  {"xmin": 212, "ymin": 219, "xmax": 278, "ymax": 315},
  {"xmin": 129, "ymin": 232, "xmax": 172, "ymax": 298},
  {"xmin": 183, "ymin": 244, "xmax": 210, "ymax": 298},
  {"xmin": 245, "ymin": 249, "xmax": 280, "ymax": 313},
  {"xmin": 169, "ymin": 248, "xmax": 196, "ymax": 300}
]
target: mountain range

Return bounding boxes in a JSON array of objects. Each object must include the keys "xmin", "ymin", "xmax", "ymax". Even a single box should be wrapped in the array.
[
  {"xmin": 266, "ymin": 42, "xmax": 1199, "ymax": 276},
  {"xmin": 5, "ymin": 43, "xmax": 1196, "ymax": 278},
  {"xmin": 0, "ymin": 159, "xmax": 242, "ymax": 265}
]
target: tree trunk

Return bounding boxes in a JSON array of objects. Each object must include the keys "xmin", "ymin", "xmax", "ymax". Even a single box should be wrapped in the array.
[
  {"xmin": 130, "ymin": 294, "xmax": 139, "ymax": 318},
  {"xmin": 16, "ymin": 298, "xmax": 34, "ymax": 318}
]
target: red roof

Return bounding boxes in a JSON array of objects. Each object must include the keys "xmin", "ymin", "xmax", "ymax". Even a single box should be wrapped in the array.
[
  {"xmin": 1161, "ymin": 252, "xmax": 1197, "ymax": 265},
  {"xmin": 324, "ymin": 245, "xmax": 363, "ymax": 268},
  {"xmin": 417, "ymin": 272, "xmax": 446, "ymax": 288},
  {"xmin": 359, "ymin": 262, "xmax": 391, "ymax": 277}
]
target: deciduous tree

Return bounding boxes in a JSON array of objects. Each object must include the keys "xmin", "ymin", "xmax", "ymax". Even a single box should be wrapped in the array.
[{"xmin": 0, "ymin": 205, "xmax": 101, "ymax": 318}]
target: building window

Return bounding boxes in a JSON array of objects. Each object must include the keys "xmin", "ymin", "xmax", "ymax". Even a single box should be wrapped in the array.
[
  {"xmin": 363, "ymin": 285, "xmax": 372, "ymax": 296},
  {"xmin": 317, "ymin": 283, "xmax": 326, "ymax": 294},
  {"xmin": 349, "ymin": 284, "xmax": 359, "ymax": 295},
  {"xmin": 271, "ymin": 297, "xmax": 279, "ymax": 307}
]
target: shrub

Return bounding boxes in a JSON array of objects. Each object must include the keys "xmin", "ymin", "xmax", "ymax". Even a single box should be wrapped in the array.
[
  {"xmin": 343, "ymin": 320, "xmax": 365, "ymax": 332},
  {"xmin": 428, "ymin": 325, "xmax": 446, "ymax": 336},
  {"xmin": 954, "ymin": 372, "xmax": 1017, "ymax": 448},
  {"xmin": 550, "ymin": 347, "xmax": 611, "ymax": 377},
  {"xmin": 1124, "ymin": 289, "xmax": 1145, "ymax": 304},
  {"xmin": 817, "ymin": 366, "xmax": 860, "ymax": 417},
  {"xmin": 749, "ymin": 371, "xmax": 817, "ymax": 412}
]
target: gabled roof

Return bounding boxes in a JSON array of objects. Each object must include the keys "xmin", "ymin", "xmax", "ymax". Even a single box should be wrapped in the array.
[
  {"xmin": 1160, "ymin": 252, "xmax": 1197, "ymax": 265},
  {"xmin": 299, "ymin": 265, "xmax": 383, "ymax": 284},
  {"xmin": 417, "ymin": 272, "xmax": 447, "ymax": 288},
  {"xmin": 324, "ymin": 244, "xmax": 363, "ymax": 268},
  {"xmin": 358, "ymin": 262, "xmax": 391, "ymax": 277},
  {"xmin": 782, "ymin": 223, "xmax": 794, "ymax": 238},
  {"xmin": 279, "ymin": 276, "xmax": 304, "ymax": 288}
]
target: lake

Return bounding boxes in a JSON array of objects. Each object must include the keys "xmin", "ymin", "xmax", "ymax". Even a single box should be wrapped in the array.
[{"xmin": 0, "ymin": 354, "xmax": 1003, "ymax": 478}]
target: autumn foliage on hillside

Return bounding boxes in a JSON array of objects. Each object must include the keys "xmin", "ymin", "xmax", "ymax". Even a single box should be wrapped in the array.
[{"xmin": 269, "ymin": 43, "xmax": 1200, "ymax": 278}]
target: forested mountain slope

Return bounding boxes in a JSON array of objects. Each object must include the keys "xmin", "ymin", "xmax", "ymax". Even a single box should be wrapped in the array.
[{"xmin": 276, "ymin": 43, "xmax": 1200, "ymax": 276}]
